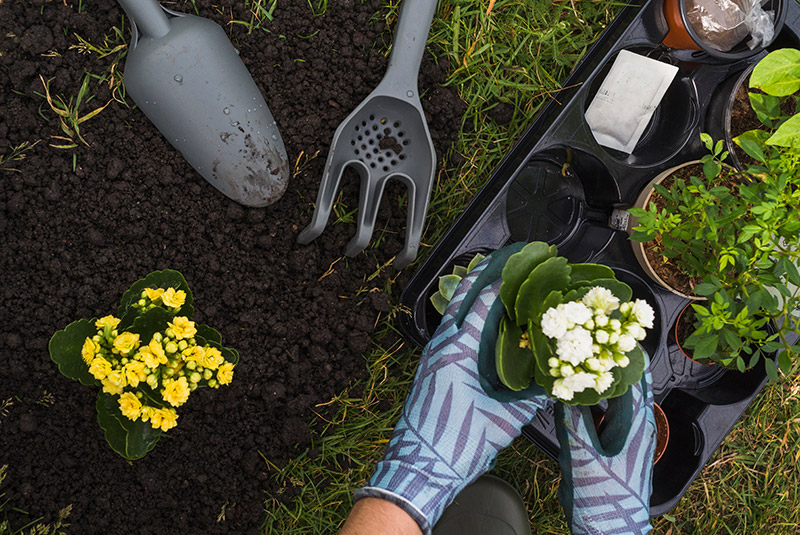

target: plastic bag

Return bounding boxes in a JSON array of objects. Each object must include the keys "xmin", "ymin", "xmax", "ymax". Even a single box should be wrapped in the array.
[{"xmin": 686, "ymin": 0, "xmax": 775, "ymax": 52}]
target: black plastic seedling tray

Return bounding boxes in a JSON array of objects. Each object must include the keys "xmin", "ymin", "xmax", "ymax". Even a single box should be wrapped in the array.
[{"xmin": 399, "ymin": 0, "xmax": 800, "ymax": 516}]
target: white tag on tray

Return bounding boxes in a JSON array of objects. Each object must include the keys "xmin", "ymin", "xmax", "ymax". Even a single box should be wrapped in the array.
[{"xmin": 585, "ymin": 50, "xmax": 679, "ymax": 154}]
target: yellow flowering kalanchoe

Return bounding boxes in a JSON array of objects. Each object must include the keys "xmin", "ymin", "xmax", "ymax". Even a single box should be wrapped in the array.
[{"xmin": 76, "ymin": 303, "xmax": 236, "ymax": 434}]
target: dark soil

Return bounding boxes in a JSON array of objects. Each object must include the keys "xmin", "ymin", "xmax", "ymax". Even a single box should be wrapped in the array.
[{"xmin": 0, "ymin": 1, "xmax": 465, "ymax": 533}]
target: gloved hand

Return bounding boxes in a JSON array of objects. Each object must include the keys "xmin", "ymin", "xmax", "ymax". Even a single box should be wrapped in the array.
[
  {"xmin": 555, "ymin": 352, "xmax": 656, "ymax": 535},
  {"xmin": 355, "ymin": 245, "xmax": 551, "ymax": 534}
]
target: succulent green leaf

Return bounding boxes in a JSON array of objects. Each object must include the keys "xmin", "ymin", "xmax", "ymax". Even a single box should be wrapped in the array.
[
  {"xmin": 49, "ymin": 318, "xmax": 101, "ymax": 386},
  {"xmin": 438, "ymin": 274, "xmax": 463, "ymax": 300},
  {"xmin": 766, "ymin": 114, "xmax": 800, "ymax": 149},
  {"xmin": 117, "ymin": 269, "xmax": 194, "ymax": 319},
  {"xmin": 515, "ymin": 256, "xmax": 571, "ymax": 326},
  {"xmin": 568, "ymin": 263, "xmax": 615, "ymax": 283},
  {"xmin": 195, "ymin": 324, "xmax": 223, "ymax": 345},
  {"xmin": 495, "ymin": 318, "xmax": 536, "ymax": 391},
  {"xmin": 750, "ymin": 48, "xmax": 800, "ymax": 97},
  {"xmin": 452, "ymin": 265, "xmax": 468, "ymax": 278},
  {"xmin": 609, "ymin": 346, "xmax": 646, "ymax": 399},
  {"xmin": 500, "ymin": 242, "xmax": 557, "ymax": 322},
  {"xmin": 96, "ymin": 392, "xmax": 162, "ymax": 460},
  {"xmin": 127, "ymin": 307, "xmax": 174, "ymax": 344},
  {"xmin": 430, "ymin": 292, "xmax": 450, "ymax": 315},
  {"xmin": 573, "ymin": 278, "xmax": 632, "ymax": 303},
  {"xmin": 466, "ymin": 253, "xmax": 486, "ymax": 272}
]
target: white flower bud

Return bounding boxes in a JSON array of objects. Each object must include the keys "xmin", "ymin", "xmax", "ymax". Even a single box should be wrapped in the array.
[
  {"xmin": 550, "ymin": 367, "xmax": 562, "ymax": 377},
  {"xmin": 609, "ymin": 319, "xmax": 621, "ymax": 332},
  {"xmin": 595, "ymin": 314, "xmax": 609, "ymax": 327},
  {"xmin": 561, "ymin": 365, "xmax": 575, "ymax": 377},
  {"xmin": 583, "ymin": 319, "xmax": 595, "ymax": 331},
  {"xmin": 595, "ymin": 330, "xmax": 610, "ymax": 344},
  {"xmin": 548, "ymin": 357, "xmax": 561, "ymax": 368},
  {"xmin": 620, "ymin": 301, "xmax": 631, "ymax": 315},
  {"xmin": 585, "ymin": 357, "xmax": 601, "ymax": 371}
]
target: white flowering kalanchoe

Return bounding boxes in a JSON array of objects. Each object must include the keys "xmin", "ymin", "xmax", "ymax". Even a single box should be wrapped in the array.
[{"xmin": 543, "ymin": 287, "xmax": 654, "ymax": 401}]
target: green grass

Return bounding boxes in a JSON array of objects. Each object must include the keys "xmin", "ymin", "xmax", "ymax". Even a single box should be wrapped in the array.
[{"xmin": 261, "ymin": 1, "xmax": 800, "ymax": 534}]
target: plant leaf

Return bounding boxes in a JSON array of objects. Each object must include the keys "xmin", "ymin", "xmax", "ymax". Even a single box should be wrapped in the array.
[
  {"xmin": 750, "ymin": 48, "xmax": 800, "ymax": 97},
  {"xmin": 117, "ymin": 269, "xmax": 194, "ymax": 319},
  {"xmin": 495, "ymin": 318, "xmax": 536, "ymax": 391},
  {"xmin": 438, "ymin": 274, "xmax": 463, "ymax": 300},
  {"xmin": 766, "ymin": 114, "xmax": 800, "ymax": 150},
  {"xmin": 96, "ymin": 392, "xmax": 162, "ymax": 460},
  {"xmin": 734, "ymin": 129, "xmax": 769, "ymax": 162},
  {"xmin": 49, "ymin": 318, "xmax": 101, "ymax": 386},
  {"xmin": 568, "ymin": 264, "xmax": 615, "ymax": 283},
  {"xmin": 195, "ymin": 324, "xmax": 223, "ymax": 344},
  {"xmin": 430, "ymin": 292, "xmax": 450, "ymax": 315},
  {"xmin": 127, "ymin": 307, "xmax": 174, "ymax": 344},
  {"xmin": 499, "ymin": 242, "xmax": 557, "ymax": 322},
  {"xmin": 515, "ymin": 256, "xmax": 571, "ymax": 326}
]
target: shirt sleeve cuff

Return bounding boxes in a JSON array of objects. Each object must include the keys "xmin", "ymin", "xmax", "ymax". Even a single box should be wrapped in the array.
[{"xmin": 354, "ymin": 486, "xmax": 432, "ymax": 535}]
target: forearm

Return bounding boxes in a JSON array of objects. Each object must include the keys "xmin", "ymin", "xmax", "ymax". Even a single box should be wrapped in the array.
[{"xmin": 339, "ymin": 497, "xmax": 423, "ymax": 535}]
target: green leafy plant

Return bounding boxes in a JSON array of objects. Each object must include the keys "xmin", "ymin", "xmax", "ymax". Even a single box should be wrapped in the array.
[
  {"xmin": 629, "ymin": 49, "xmax": 800, "ymax": 378},
  {"xmin": 49, "ymin": 270, "xmax": 239, "ymax": 460},
  {"xmin": 429, "ymin": 253, "xmax": 485, "ymax": 314},
  {"xmin": 494, "ymin": 242, "xmax": 654, "ymax": 405}
]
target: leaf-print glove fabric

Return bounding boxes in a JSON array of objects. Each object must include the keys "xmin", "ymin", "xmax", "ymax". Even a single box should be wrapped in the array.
[
  {"xmin": 355, "ymin": 248, "xmax": 550, "ymax": 535},
  {"xmin": 555, "ymin": 352, "xmax": 656, "ymax": 535}
]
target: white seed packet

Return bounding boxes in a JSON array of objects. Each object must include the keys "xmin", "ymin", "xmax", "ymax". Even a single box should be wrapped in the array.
[{"xmin": 585, "ymin": 50, "xmax": 679, "ymax": 154}]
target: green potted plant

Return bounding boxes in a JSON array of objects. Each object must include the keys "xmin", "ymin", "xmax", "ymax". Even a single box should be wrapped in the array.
[
  {"xmin": 49, "ymin": 270, "xmax": 239, "ymax": 459},
  {"xmin": 628, "ymin": 48, "xmax": 800, "ymax": 378}
]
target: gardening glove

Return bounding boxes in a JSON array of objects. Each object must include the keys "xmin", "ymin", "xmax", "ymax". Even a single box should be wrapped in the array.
[
  {"xmin": 355, "ymin": 244, "xmax": 551, "ymax": 535},
  {"xmin": 555, "ymin": 352, "xmax": 656, "ymax": 535}
]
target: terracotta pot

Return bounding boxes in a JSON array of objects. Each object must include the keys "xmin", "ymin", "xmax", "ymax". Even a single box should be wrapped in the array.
[
  {"xmin": 627, "ymin": 160, "xmax": 704, "ymax": 300},
  {"xmin": 653, "ymin": 403, "xmax": 670, "ymax": 464},
  {"xmin": 661, "ymin": 0, "xmax": 787, "ymax": 60}
]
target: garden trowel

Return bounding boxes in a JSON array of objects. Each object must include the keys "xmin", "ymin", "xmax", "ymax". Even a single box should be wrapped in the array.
[{"xmin": 117, "ymin": 0, "xmax": 289, "ymax": 207}]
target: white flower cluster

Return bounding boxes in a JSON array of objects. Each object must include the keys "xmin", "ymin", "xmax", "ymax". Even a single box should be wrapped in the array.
[{"xmin": 540, "ymin": 287, "xmax": 654, "ymax": 401}]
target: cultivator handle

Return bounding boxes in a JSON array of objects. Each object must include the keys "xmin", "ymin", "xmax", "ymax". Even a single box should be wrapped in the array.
[{"xmin": 117, "ymin": 0, "xmax": 171, "ymax": 39}]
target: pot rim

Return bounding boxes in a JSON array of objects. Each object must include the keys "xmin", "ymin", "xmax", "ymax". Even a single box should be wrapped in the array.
[
  {"xmin": 664, "ymin": 0, "xmax": 788, "ymax": 60},
  {"xmin": 627, "ymin": 160, "xmax": 705, "ymax": 300}
]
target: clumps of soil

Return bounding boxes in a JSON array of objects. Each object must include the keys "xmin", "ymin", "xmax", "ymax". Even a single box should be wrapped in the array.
[{"xmin": 0, "ymin": 0, "xmax": 465, "ymax": 533}]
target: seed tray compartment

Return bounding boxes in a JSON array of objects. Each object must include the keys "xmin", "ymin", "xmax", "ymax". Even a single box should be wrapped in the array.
[{"xmin": 399, "ymin": 0, "xmax": 800, "ymax": 516}]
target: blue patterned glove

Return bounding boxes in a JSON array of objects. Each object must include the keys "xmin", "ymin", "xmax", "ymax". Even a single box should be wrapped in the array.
[
  {"xmin": 355, "ymin": 247, "xmax": 551, "ymax": 534},
  {"xmin": 555, "ymin": 352, "xmax": 656, "ymax": 535}
]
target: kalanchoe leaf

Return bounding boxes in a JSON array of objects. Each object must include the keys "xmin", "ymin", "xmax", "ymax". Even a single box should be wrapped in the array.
[
  {"xmin": 195, "ymin": 324, "xmax": 223, "ymax": 345},
  {"xmin": 127, "ymin": 307, "xmax": 174, "ymax": 344},
  {"xmin": 117, "ymin": 269, "xmax": 194, "ymax": 319},
  {"xmin": 608, "ymin": 346, "xmax": 645, "ymax": 398},
  {"xmin": 568, "ymin": 264, "xmax": 615, "ymax": 283},
  {"xmin": 495, "ymin": 318, "xmax": 536, "ymax": 391},
  {"xmin": 573, "ymin": 278, "xmax": 632, "ymax": 303},
  {"xmin": 515, "ymin": 256, "xmax": 571, "ymax": 326},
  {"xmin": 500, "ymin": 242, "xmax": 557, "ymax": 323},
  {"xmin": 96, "ymin": 392, "xmax": 162, "ymax": 460},
  {"xmin": 49, "ymin": 318, "xmax": 101, "ymax": 387},
  {"xmin": 452, "ymin": 265, "xmax": 468, "ymax": 278}
]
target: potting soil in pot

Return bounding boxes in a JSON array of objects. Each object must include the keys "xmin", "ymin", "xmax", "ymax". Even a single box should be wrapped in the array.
[{"xmin": 0, "ymin": 1, "xmax": 465, "ymax": 533}]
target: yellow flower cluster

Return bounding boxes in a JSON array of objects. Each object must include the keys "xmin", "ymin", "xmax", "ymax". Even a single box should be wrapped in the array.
[
  {"xmin": 134, "ymin": 286, "xmax": 187, "ymax": 312},
  {"xmin": 81, "ymin": 302, "xmax": 236, "ymax": 433}
]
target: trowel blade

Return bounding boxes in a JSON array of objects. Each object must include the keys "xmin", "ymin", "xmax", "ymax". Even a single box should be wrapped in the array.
[{"xmin": 124, "ymin": 14, "xmax": 289, "ymax": 207}]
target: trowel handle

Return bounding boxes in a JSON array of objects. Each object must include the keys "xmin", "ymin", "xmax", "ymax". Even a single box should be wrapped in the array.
[
  {"xmin": 117, "ymin": 0, "xmax": 171, "ymax": 39},
  {"xmin": 382, "ymin": 0, "xmax": 439, "ymax": 91}
]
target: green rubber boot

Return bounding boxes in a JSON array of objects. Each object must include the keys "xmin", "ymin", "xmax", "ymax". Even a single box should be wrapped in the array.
[{"xmin": 432, "ymin": 475, "xmax": 531, "ymax": 535}]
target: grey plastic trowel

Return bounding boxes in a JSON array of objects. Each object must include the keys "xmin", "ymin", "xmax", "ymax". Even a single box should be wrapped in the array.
[
  {"xmin": 118, "ymin": 0, "xmax": 289, "ymax": 207},
  {"xmin": 297, "ymin": 0, "xmax": 438, "ymax": 269}
]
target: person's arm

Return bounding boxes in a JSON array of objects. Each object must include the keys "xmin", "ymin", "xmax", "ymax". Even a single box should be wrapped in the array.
[
  {"xmin": 343, "ymin": 247, "xmax": 551, "ymax": 535},
  {"xmin": 339, "ymin": 498, "xmax": 422, "ymax": 535}
]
